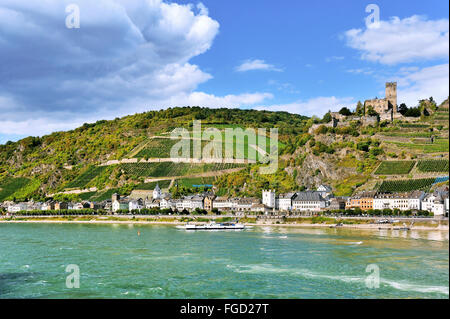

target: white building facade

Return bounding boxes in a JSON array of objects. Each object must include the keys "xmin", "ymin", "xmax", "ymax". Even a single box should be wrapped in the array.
[
  {"xmin": 262, "ymin": 190, "xmax": 276, "ymax": 209},
  {"xmin": 278, "ymin": 193, "xmax": 295, "ymax": 211},
  {"xmin": 373, "ymin": 191, "xmax": 425, "ymax": 211},
  {"xmin": 292, "ymin": 192, "xmax": 326, "ymax": 212}
]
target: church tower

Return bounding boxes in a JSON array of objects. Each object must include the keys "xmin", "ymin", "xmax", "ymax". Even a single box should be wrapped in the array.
[{"xmin": 153, "ymin": 184, "xmax": 162, "ymax": 199}]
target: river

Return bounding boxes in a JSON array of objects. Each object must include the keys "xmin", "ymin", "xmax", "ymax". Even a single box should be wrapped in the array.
[{"xmin": 0, "ymin": 223, "xmax": 448, "ymax": 298}]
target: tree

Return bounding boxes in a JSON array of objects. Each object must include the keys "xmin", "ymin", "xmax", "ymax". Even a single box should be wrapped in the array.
[
  {"xmin": 355, "ymin": 101, "xmax": 365, "ymax": 116},
  {"xmin": 398, "ymin": 103, "xmax": 408, "ymax": 115},
  {"xmin": 405, "ymin": 107, "xmax": 421, "ymax": 117},
  {"xmin": 366, "ymin": 105, "xmax": 379, "ymax": 117},
  {"xmin": 339, "ymin": 107, "xmax": 352, "ymax": 116},
  {"xmin": 322, "ymin": 111, "xmax": 332, "ymax": 123},
  {"xmin": 357, "ymin": 141, "xmax": 370, "ymax": 152}
]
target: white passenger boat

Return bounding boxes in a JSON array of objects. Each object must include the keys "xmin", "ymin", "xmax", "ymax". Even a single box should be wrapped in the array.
[{"xmin": 177, "ymin": 221, "xmax": 248, "ymax": 230}]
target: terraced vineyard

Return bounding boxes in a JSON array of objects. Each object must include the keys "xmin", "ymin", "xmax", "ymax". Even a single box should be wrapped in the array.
[
  {"xmin": 399, "ymin": 123, "xmax": 430, "ymax": 128},
  {"xmin": 89, "ymin": 189, "xmax": 117, "ymax": 202},
  {"xmin": 8, "ymin": 178, "xmax": 41, "ymax": 201},
  {"xmin": 65, "ymin": 166, "xmax": 108, "ymax": 189},
  {"xmin": 387, "ymin": 139, "xmax": 449, "ymax": 153},
  {"xmin": 135, "ymin": 138, "xmax": 180, "ymax": 158},
  {"xmin": 135, "ymin": 180, "xmax": 172, "ymax": 190},
  {"xmin": 134, "ymin": 134, "xmax": 277, "ymax": 161},
  {"xmin": 0, "ymin": 178, "xmax": 31, "ymax": 201},
  {"xmin": 378, "ymin": 178, "xmax": 437, "ymax": 192},
  {"xmin": 374, "ymin": 161, "xmax": 416, "ymax": 175},
  {"xmin": 417, "ymin": 159, "xmax": 449, "ymax": 173},
  {"xmin": 120, "ymin": 162, "xmax": 245, "ymax": 178},
  {"xmin": 176, "ymin": 177, "xmax": 216, "ymax": 188},
  {"xmin": 380, "ymin": 131, "xmax": 433, "ymax": 138},
  {"xmin": 78, "ymin": 192, "xmax": 98, "ymax": 201}
]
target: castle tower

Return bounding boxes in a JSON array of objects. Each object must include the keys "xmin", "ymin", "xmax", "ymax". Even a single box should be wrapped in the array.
[
  {"xmin": 385, "ymin": 82, "xmax": 397, "ymax": 113},
  {"xmin": 262, "ymin": 189, "xmax": 276, "ymax": 208}
]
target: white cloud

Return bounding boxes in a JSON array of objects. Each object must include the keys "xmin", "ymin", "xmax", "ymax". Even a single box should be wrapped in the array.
[
  {"xmin": 0, "ymin": 91, "xmax": 274, "ymax": 137},
  {"xmin": 396, "ymin": 63, "xmax": 449, "ymax": 106},
  {"xmin": 182, "ymin": 92, "xmax": 273, "ymax": 108},
  {"xmin": 344, "ymin": 15, "xmax": 449, "ymax": 64},
  {"xmin": 255, "ymin": 96, "xmax": 355, "ymax": 117},
  {"xmin": 0, "ymin": 0, "xmax": 278, "ymax": 138},
  {"xmin": 235, "ymin": 59, "xmax": 282, "ymax": 72},
  {"xmin": 196, "ymin": 2, "xmax": 209, "ymax": 16}
]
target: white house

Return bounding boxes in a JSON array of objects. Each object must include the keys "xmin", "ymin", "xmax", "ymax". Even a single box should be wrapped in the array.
[
  {"xmin": 7, "ymin": 203, "xmax": 28, "ymax": 213},
  {"xmin": 129, "ymin": 199, "xmax": 144, "ymax": 211},
  {"xmin": 41, "ymin": 201, "xmax": 55, "ymax": 211},
  {"xmin": 190, "ymin": 195, "xmax": 205, "ymax": 210},
  {"xmin": 145, "ymin": 199, "xmax": 160, "ymax": 209},
  {"xmin": 249, "ymin": 203, "xmax": 268, "ymax": 213},
  {"xmin": 421, "ymin": 191, "xmax": 448, "ymax": 216},
  {"xmin": 176, "ymin": 196, "xmax": 204, "ymax": 211},
  {"xmin": 432, "ymin": 194, "xmax": 445, "ymax": 216},
  {"xmin": 213, "ymin": 196, "xmax": 233, "ymax": 211},
  {"xmin": 278, "ymin": 193, "xmax": 296, "ymax": 211},
  {"xmin": 72, "ymin": 203, "xmax": 84, "ymax": 210},
  {"xmin": 316, "ymin": 185, "xmax": 333, "ymax": 198},
  {"xmin": 373, "ymin": 191, "xmax": 425, "ymax": 211},
  {"xmin": 112, "ymin": 199, "xmax": 130, "ymax": 212},
  {"xmin": 159, "ymin": 197, "xmax": 176, "ymax": 210},
  {"xmin": 292, "ymin": 192, "xmax": 326, "ymax": 212},
  {"xmin": 407, "ymin": 191, "xmax": 425, "ymax": 210},
  {"xmin": 175, "ymin": 199, "xmax": 185, "ymax": 211},
  {"xmin": 236, "ymin": 198, "xmax": 260, "ymax": 212}
]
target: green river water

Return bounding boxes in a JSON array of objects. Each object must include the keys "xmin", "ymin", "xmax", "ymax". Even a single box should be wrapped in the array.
[{"xmin": 0, "ymin": 223, "xmax": 448, "ymax": 298}]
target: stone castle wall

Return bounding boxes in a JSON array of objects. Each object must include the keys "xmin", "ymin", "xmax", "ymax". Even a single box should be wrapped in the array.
[{"xmin": 364, "ymin": 98, "xmax": 389, "ymax": 114}]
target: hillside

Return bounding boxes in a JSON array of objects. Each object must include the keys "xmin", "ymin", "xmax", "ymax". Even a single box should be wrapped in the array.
[
  {"xmin": 0, "ymin": 100, "xmax": 448, "ymax": 203},
  {"xmin": 0, "ymin": 107, "xmax": 307, "ymax": 201}
]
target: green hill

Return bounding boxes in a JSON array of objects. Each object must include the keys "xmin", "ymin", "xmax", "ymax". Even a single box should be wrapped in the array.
[{"xmin": 0, "ymin": 101, "xmax": 448, "ymax": 202}]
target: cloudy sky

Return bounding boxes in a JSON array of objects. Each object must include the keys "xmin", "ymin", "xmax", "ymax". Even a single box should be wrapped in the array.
[{"xmin": 0, "ymin": 0, "xmax": 448, "ymax": 143}]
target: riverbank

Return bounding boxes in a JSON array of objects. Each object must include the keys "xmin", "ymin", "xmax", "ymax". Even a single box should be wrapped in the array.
[{"xmin": 1, "ymin": 216, "xmax": 448, "ymax": 231}]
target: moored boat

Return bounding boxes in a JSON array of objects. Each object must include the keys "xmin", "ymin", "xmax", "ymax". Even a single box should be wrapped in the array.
[{"xmin": 177, "ymin": 221, "xmax": 248, "ymax": 230}]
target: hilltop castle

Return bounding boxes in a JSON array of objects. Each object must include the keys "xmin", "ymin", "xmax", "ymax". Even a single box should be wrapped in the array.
[{"xmin": 364, "ymin": 82, "xmax": 399, "ymax": 121}]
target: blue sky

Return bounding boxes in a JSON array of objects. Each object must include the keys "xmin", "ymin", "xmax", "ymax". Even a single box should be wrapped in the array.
[{"xmin": 0, "ymin": 0, "xmax": 448, "ymax": 143}]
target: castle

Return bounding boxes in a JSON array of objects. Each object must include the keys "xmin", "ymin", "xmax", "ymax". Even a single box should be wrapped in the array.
[
  {"xmin": 309, "ymin": 81, "xmax": 407, "ymax": 134},
  {"xmin": 364, "ymin": 82, "xmax": 398, "ymax": 121}
]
